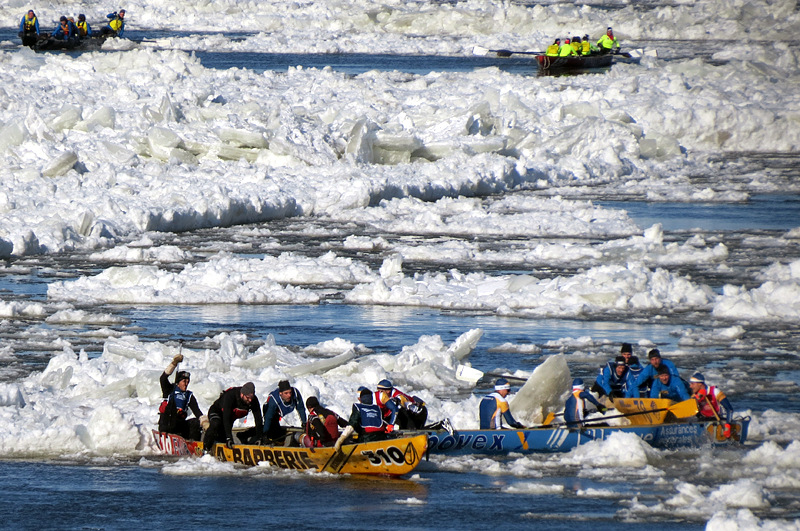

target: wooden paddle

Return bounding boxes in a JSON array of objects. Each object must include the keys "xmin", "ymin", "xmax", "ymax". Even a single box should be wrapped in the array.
[{"xmin": 472, "ymin": 46, "xmax": 543, "ymax": 57}]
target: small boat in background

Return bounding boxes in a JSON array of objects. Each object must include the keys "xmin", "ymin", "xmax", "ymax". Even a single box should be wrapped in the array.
[{"xmin": 536, "ymin": 53, "xmax": 614, "ymax": 71}]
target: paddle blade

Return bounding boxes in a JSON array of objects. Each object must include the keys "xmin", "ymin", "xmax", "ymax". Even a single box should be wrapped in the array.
[
  {"xmin": 455, "ymin": 364, "xmax": 484, "ymax": 383},
  {"xmin": 668, "ymin": 398, "xmax": 699, "ymax": 419},
  {"xmin": 472, "ymin": 46, "xmax": 489, "ymax": 56},
  {"xmin": 542, "ymin": 412, "xmax": 556, "ymax": 425}
]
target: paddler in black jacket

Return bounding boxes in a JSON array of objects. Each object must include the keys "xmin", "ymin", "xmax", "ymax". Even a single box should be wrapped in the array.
[
  {"xmin": 202, "ymin": 382, "xmax": 263, "ymax": 452},
  {"xmin": 158, "ymin": 353, "xmax": 203, "ymax": 441}
]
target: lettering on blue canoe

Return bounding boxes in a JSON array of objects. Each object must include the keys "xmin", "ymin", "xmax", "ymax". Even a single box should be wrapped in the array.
[
  {"xmin": 489, "ymin": 434, "xmax": 504, "ymax": 450},
  {"xmin": 454, "ymin": 435, "xmax": 473, "ymax": 450},
  {"xmin": 473, "ymin": 435, "xmax": 487, "ymax": 449}
]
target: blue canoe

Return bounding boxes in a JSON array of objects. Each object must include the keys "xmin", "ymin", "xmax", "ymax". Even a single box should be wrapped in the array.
[{"xmin": 412, "ymin": 417, "xmax": 750, "ymax": 455}]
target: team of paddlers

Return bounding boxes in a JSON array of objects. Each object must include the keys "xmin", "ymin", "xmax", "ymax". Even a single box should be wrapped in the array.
[
  {"xmin": 18, "ymin": 8, "xmax": 126, "ymax": 48},
  {"xmin": 157, "ymin": 338, "xmax": 736, "ymax": 453},
  {"xmin": 545, "ymin": 27, "xmax": 621, "ymax": 57}
]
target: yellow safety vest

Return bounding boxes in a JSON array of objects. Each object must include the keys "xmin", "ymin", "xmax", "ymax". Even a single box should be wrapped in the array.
[
  {"xmin": 76, "ymin": 21, "xmax": 88, "ymax": 36},
  {"xmin": 559, "ymin": 44, "xmax": 575, "ymax": 57},
  {"xmin": 110, "ymin": 18, "xmax": 123, "ymax": 31},
  {"xmin": 581, "ymin": 41, "xmax": 591, "ymax": 55},
  {"xmin": 24, "ymin": 15, "xmax": 37, "ymax": 31},
  {"xmin": 546, "ymin": 44, "xmax": 559, "ymax": 56}
]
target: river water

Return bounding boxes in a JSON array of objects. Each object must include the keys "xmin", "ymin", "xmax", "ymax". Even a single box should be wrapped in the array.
[{"xmin": 1, "ymin": 35, "xmax": 800, "ymax": 530}]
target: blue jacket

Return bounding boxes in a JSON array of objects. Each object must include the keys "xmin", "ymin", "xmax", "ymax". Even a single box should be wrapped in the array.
[
  {"xmin": 635, "ymin": 359, "xmax": 679, "ymax": 391},
  {"xmin": 105, "ymin": 12, "xmax": 125, "ymax": 37},
  {"xmin": 564, "ymin": 390, "xmax": 605, "ymax": 425},
  {"xmin": 51, "ymin": 21, "xmax": 77, "ymax": 41},
  {"xmin": 596, "ymin": 361, "xmax": 639, "ymax": 398},
  {"xmin": 20, "ymin": 15, "xmax": 39, "ymax": 34},
  {"xmin": 649, "ymin": 375, "xmax": 690, "ymax": 401},
  {"xmin": 479, "ymin": 392, "xmax": 523, "ymax": 429}
]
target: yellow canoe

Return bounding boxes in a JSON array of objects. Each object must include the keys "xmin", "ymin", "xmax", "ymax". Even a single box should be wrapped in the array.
[
  {"xmin": 153, "ymin": 430, "xmax": 429, "ymax": 477},
  {"xmin": 610, "ymin": 398, "xmax": 699, "ymax": 425}
]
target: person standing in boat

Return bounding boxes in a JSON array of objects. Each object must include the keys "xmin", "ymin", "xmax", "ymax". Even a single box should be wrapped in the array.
[
  {"xmin": 75, "ymin": 14, "xmax": 91, "ymax": 38},
  {"xmin": 100, "ymin": 9, "xmax": 126, "ymax": 37},
  {"xmin": 158, "ymin": 352, "xmax": 203, "ymax": 441},
  {"xmin": 559, "ymin": 38, "xmax": 577, "ymax": 57},
  {"xmin": 374, "ymin": 379, "xmax": 428, "ymax": 430},
  {"xmin": 203, "ymin": 382, "xmax": 263, "ymax": 452},
  {"xmin": 597, "ymin": 27, "xmax": 620, "ymax": 55},
  {"xmin": 262, "ymin": 380, "xmax": 307, "ymax": 443},
  {"xmin": 649, "ymin": 365, "xmax": 690, "ymax": 401},
  {"xmin": 19, "ymin": 10, "xmax": 39, "ymax": 45},
  {"xmin": 688, "ymin": 372, "xmax": 734, "ymax": 438},
  {"xmin": 480, "ymin": 379, "xmax": 525, "ymax": 429},
  {"xmin": 635, "ymin": 349, "xmax": 680, "ymax": 395},
  {"xmin": 335, "ymin": 387, "xmax": 390, "ymax": 450},
  {"xmin": 303, "ymin": 396, "xmax": 348, "ymax": 447},
  {"xmin": 564, "ymin": 378, "xmax": 607, "ymax": 426}
]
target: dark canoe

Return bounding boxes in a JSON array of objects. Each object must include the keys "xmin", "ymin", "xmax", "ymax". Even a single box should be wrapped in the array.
[
  {"xmin": 404, "ymin": 416, "xmax": 750, "ymax": 455},
  {"xmin": 152, "ymin": 429, "xmax": 428, "ymax": 476},
  {"xmin": 536, "ymin": 53, "xmax": 613, "ymax": 71},
  {"xmin": 32, "ymin": 33, "xmax": 111, "ymax": 51}
]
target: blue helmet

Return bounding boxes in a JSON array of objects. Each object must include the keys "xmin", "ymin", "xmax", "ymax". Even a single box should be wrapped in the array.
[
  {"xmin": 689, "ymin": 372, "xmax": 706, "ymax": 384},
  {"xmin": 572, "ymin": 378, "xmax": 585, "ymax": 390},
  {"xmin": 377, "ymin": 379, "xmax": 393, "ymax": 390},
  {"xmin": 494, "ymin": 379, "xmax": 511, "ymax": 391}
]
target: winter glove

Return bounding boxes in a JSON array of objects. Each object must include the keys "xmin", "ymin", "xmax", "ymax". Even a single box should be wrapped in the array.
[
  {"xmin": 226, "ymin": 438, "xmax": 235, "ymax": 449},
  {"xmin": 723, "ymin": 423, "xmax": 732, "ymax": 439},
  {"xmin": 599, "ymin": 406, "xmax": 608, "ymax": 414},
  {"xmin": 199, "ymin": 415, "xmax": 210, "ymax": 431},
  {"xmin": 695, "ymin": 389, "xmax": 707, "ymax": 402},
  {"xmin": 164, "ymin": 353, "xmax": 184, "ymax": 375}
]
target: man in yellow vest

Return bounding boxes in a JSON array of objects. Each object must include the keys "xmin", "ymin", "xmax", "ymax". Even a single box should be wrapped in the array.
[
  {"xmin": 597, "ymin": 27, "xmax": 620, "ymax": 55},
  {"xmin": 19, "ymin": 10, "xmax": 39, "ymax": 46},
  {"xmin": 75, "ymin": 14, "xmax": 91, "ymax": 38},
  {"xmin": 101, "ymin": 9, "xmax": 126, "ymax": 37},
  {"xmin": 545, "ymin": 39, "xmax": 560, "ymax": 57},
  {"xmin": 559, "ymin": 38, "xmax": 577, "ymax": 57}
]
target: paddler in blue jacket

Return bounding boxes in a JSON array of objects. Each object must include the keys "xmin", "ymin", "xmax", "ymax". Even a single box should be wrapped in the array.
[
  {"xmin": 75, "ymin": 14, "xmax": 91, "ymax": 38},
  {"xmin": 158, "ymin": 352, "xmax": 203, "ymax": 440},
  {"xmin": 262, "ymin": 379, "xmax": 307, "ymax": 443},
  {"xmin": 51, "ymin": 16, "xmax": 78, "ymax": 42},
  {"xmin": 619, "ymin": 343, "xmax": 644, "ymax": 387},
  {"xmin": 100, "ymin": 9, "xmax": 126, "ymax": 37},
  {"xmin": 649, "ymin": 365, "xmax": 690, "ymax": 401},
  {"xmin": 564, "ymin": 378, "xmax": 607, "ymax": 425},
  {"xmin": 479, "ymin": 379, "xmax": 525, "ymax": 429},
  {"xmin": 19, "ymin": 10, "xmax": 39, "ymax": 36},
  {"xmin": 635, "ymin": 349, "xmax": 680, "ymax": 395},
  {"xmin": 592, "ymin": 356, "xmax": 639, "ymax": 399}
]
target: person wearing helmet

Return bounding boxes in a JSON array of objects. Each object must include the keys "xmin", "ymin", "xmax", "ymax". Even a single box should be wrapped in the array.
[
  {"xmin": 19, "ymin": 10, "xmax": 40, "ymax": 46},
  {"xmin": 559, "ymin": 38, "xmax": 577, "ymax": 57},
  {"xmin": 75, "ymin": 14, "xmax": 91, "ymax": 38},
  {"xmin": 158, "ymin": 352, "xmax": 204, "ymax": 440},
  {"xmin": 564, "ymin": 378, "xmax": 607, "ymax": 426},
  {"xmin": 262, "ymin": 380, "xmax": 307, "ymax": 444},
  {"xmin": 545, "ymin": 38, "xmax": 560, "ymax": 57},
  {"xmin": 689, "ymin": 372, "xmax": 735, "ymax": 437},
  {"xmin": 479, "ymin": 379, "xmax": 525, "ymax": 429},
  {"xmin": 373, "ymin": 379, "xmax": 428, "ymax": 430},
  {"xmin": 302, "ymin": 396, "xmax": 349, "ymax": 448},
  {"xmin": 582, "ymin": 34, "xmax": 599, "ymax": 55},
  {"xmin": 597, "ymin": 27, "xmax": 620, "ymax": 55}
]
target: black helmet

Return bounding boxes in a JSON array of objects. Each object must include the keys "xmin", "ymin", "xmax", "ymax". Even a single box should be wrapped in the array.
[
  {"xmin": 78, "ymin": 14, "xmax": 86, "ymax": 20},
  {"xmin": 60, "ymin": 16, "xmax": 67, "ymax": 21},
  {"xmin": 175, "ymin": 371, "xmax": 190, "ymax": 383}
]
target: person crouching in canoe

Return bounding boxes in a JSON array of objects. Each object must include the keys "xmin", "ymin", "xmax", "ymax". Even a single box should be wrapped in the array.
[
  {"xmin": 203, "ymin": 382, "xmax": 263, "ymax": 452},
  {"xmin": 335, "ymin": 387, "xmax": 390, "ymax": 450},
  {"xmin": 479, "ymin": 379, "xmax": 525, "ymax": 429},
  {"xmin": 51, "ymin": 16, "xmax": 78, "ymax": 43},
  {"xmin": 303, "ymin": 396, "xmax": 349, "ymax": 447},
  {"xmin": 545, "ymin": 39, "xmax": 560, "ymax": 57},
  {"xmin": 650, "ymin": 365, "xmax": 690, "ymax": 401},
  {"xmin": 689, "ymin": 372, "xmax": 735, "ymax": 438},
  {"xmin": 158, "ymin": 353, "xmax": 203, "ymax": 441},
  {"xmin": 559, "ymin": 39, "xmax": 577, "ymax": 57},
  {"xmin": 75, "ymin": 14, "xmax": 91, "ymax": 39},
  {"xmin": 564, "ymin": 378, "xmax": 607, "ymax": 426},
  {"xmin": 262, "ymin": 379, "xmax": 307, "ymax": 445}
]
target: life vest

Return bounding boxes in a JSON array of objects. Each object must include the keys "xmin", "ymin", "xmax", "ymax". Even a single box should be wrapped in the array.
[
  {"xmin": 374, "ymin": 388, "xmax": 411, "ymax": 419},
  {"xmin": 571, "ymin": 41, "xmax": 580, "ymax": 52},
  {"xmin": 158, "ymin": 388, "xmax": 194, "ymax": 419},
  {"xmin": 24, "ymin": 16, "xmax": 37, "ymax": 31},
  {"xmin": 267, "ymin": 388, "xmax": 299, "ymax": 420},
  {"xmin": 354, "ymin": 403, "xmax": 384, "ymax": 433},
  {"xmin": 571, "ymin": 390, "xmax": 586, "ymax": 421},
  {"xmin": 305, "ymin": 408, "xmax": 340, "ymax": 447},
  {"xmin": 697, "ymin": 385, "xmax": 721, "ymax": 418},
  {"xmin": 76, "ymin": 21, "xmax": 88, "ymax": 36},
  {"xmin": 546, "ymin": 43, "xmax": 559, "ymax": 56},
  {"xmin": 581, "ymin": 41, "xmax": 591, "ymax": 55},
  {"xmin": 109, "ymin": 18, "xmax": 123, "ymax": 32}
]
